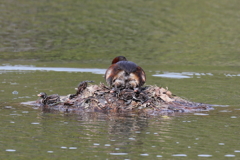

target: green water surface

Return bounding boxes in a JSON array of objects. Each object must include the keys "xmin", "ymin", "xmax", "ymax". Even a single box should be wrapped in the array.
[{"xmin": 1, "ymin": 0, "xmax": 240, "ymax": 159}]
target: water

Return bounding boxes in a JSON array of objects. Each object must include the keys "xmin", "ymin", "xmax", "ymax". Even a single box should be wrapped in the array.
[
  {"xmin": 0, "ymin": 65, "xmax": 106, "ymax": 74},
  {"xmin": 2, "ymin": 64, "xmax": 238, "ymax": 79},
  {"xmin": 1, "ymin": 0, "xmax": 240, "ymax": 67},
  {"xmin": 0, "ymin": 102, "xmax": 240, "ymax": 159},
  {"xmin": 1, "ymin": 0, "xmax": 240, "ymax": 159},
  {"xmin": 1, "ymin": 64, "xmax": 240, "ymax": 159}
]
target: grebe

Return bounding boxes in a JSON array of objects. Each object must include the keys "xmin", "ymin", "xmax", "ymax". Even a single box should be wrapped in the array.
[
  {"xmin": 68, "ymin": 80, "xmax": 94, "ymax": 99},
  {"xmin": 105, "ymin": 56, "xmax": 146, "ymax": 92},
  {"xmin": 37, "ymin": 92, "xmax": 60, "ymax": 105}
]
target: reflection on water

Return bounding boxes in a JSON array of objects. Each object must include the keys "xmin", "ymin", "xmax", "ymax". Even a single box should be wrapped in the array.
[
  {"xmin": 2, "ymin": 65, "xmax": 240, "ymax": 79},
  {"xmin": 1, "ymin": 0, "xmax": 240, "ymax": 67},
  {"xmin": 0, "ymin": 64, "xmax": 106, "ymax": 74},
  {"xmin": 153, "ymin": 71, "xmax": 214, "ymax": 79},
  {"xmin": 198, "ymin": 154, "xmax": 213, "ymax": 157},
  {"xmin": 2, "ymin": 91, "xmax": 240, "ymax": 159}
]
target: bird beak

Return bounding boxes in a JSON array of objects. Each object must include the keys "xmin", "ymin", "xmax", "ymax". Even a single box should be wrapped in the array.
[
  {"xmin": 75, "ymin": 88, "xmax": 78, "ymax": 91},
  {"xmin": 37, "ymin": 94, "xmax": 41, "ymax": 97}
]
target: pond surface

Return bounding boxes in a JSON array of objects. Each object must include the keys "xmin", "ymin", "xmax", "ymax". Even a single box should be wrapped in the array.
[
  {"xmin": 1, "ymin": 62, "xmax": 240, "ymax": 159},
  {"xmin": 1, "ymin": 0, "xmax": 240, "ymax": 159}
]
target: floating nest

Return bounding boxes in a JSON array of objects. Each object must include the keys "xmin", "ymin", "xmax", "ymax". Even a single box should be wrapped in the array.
[{"xmin": 25, "ymin": 81, "xmax": 213, "ymax": 115}]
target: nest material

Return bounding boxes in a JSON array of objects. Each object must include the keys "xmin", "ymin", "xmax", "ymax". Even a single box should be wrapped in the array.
[{"xmin": 35, "ymin": 82, "xmax": 213, "ymax": 115}]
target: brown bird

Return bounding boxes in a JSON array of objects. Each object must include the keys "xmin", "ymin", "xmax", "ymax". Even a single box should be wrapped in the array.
[
  {"xmin": 105, "ymin": 56, "xmax": 146, "ymax": 92},
  {"xmin": 37, "ymin": 92, "xmax": 60, "ymax": 105},
  {"xmin": 68, "ymin": 80, "xmax": 94, "ymax": 99},
  {"xmin": 75, "ymin": 80, "xmax": 94, "ymax": 95}
]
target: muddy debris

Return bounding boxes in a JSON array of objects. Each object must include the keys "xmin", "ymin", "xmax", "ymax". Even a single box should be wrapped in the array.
[{"xmin": 30, "ymin": 81, "xmax": 213, "ymax": 115}]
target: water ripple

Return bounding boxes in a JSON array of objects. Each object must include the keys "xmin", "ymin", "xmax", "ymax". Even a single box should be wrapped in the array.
[
  {"xmin": 225, "ymin": 154, "xmax": 235, "ymax": 157},
  {"xmin": 172, "ymin": 154, "xmax": 187, "ymax": 157},
  {"xmin": 1, "ymin": 65, "xmax": 240, "ymax": 80},
  {"xmin": 198, "ymin": 154, "xmax": 212, "ymax": 157},
  {"xmin": 0, "ymin": 65, "xmax": 106, "ymax": 74},
  {"xmin": 109, "ymin": 153, "xmax": 128, "ymax": 155},
  {"xmin": 153, "ymin": 72, "xmax": 213, "ymax": 79},
  {"xmin": 6, "ymin": 149, "xmax": 16, "ymax": 152}
]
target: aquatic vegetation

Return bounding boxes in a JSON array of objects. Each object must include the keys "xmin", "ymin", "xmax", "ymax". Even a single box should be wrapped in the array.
[{"xmin": 29, "ymin": 81, "xmax": 213, "ymax": 115}]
